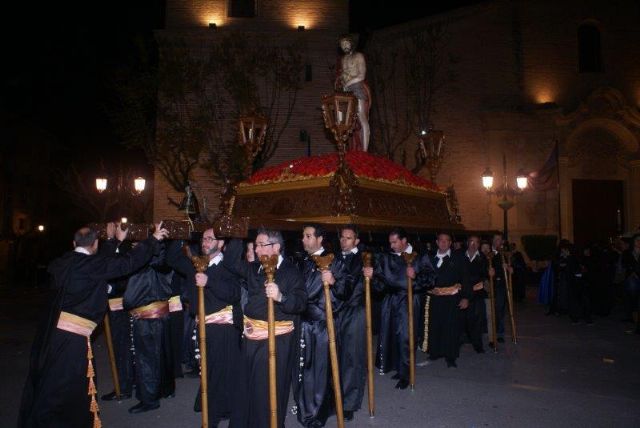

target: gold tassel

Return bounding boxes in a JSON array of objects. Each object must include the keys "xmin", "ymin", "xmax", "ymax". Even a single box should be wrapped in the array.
[
  {"xmin": 421, "ymin": 295, "xmax": 431, "ymax": 352},
  {"xmin": 90, "ymin": 396, "xmax": 100, "ymax": 413},
  {"xmin": 88, "ymin": 377, "xmax": 97, "ymax": 395},
  {"xmin": 86, "ymin": 337, "xmax": 102, "ymax": 428}
]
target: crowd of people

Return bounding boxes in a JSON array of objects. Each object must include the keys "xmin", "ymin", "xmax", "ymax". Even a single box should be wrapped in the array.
[
  {"xmin": 541, "ymin": 233, "xmax": 640, "ymax": 333},
  {"xmin": 17, "ymin": 220, "xmax": 639, "ymax": 428}
]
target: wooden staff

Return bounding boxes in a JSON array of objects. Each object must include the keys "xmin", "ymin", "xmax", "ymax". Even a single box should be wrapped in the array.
[
  {"xmin": 312, "ymin": 254, "xmax": 345, "ymax": 428},
  {"xmin": 191, "ymin": 255, "xmax": 211, "ymax": 428},
  {"xmin": 501, "ymin": 251, "xmax": 518, "ymax": 344},
  {"xmin": 259, "ymin": 254, "xmax": 279, "ymax": 428},
  {"xmin": 102, "ymin": 313, "xmax": 121, "ymax": 399},
  {"xmin": 485, "ymin": 253, "xmax": 498, "ymax": 353},
  {"xmin": 401, "ymin": 252, "xmax": 417, "ymax": 390},
  {"xmin": 361, "ymin": 252, "xmax": 375, "ymax": 417}
]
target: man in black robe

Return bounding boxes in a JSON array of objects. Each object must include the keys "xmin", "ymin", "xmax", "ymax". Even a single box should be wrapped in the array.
[
  {"xmin": 101, "ymin": 239, "xmax": 136, "ymax": 401},
  {"xmin": 364, "ymin": 228, "xmax": 435, "ymax": 389},
  {"xmin": 224, "ymin": 228, "xmax": 307, "ymax": 428},
  {"xmin": 335, "ymin": 225, "xmax": 365, "ymax": 421},
  {"xmin": 167, "ymin": 229, "xmax": 242, "ymax": 427},
  {"xmin": 18, "ymin": 222, "xmax": 168, "ymax": 428},
  {"xmin": 123, "ymin": 240, "xmax": 175, "ymax": 413},
  {"xmin": 489, "ymin": 233, "xmax": 512, "ymax": 346},
  {"xmin": 294, "ymin": 224, "xmax": 350, "ymax": 428},
  {"xmin": 460, "ymin": 235, "xmax": 488, "ymax": 353},
  {"xmin": 427, "ymin": 232, "xmax": 466, "ymax": 367}
]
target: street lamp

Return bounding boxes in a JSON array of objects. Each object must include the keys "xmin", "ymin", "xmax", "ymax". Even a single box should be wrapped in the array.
[
  {"xmin": 95, "ymin": 176, "xmax": 146, "ymax": 195},
  {"xmin": 482, "ymin": 153, "xmax": 528, "ymax": 240}
]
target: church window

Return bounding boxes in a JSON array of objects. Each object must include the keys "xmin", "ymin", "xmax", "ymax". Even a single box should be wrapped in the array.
[
  {"xmin": 578, "ymin": 23, "xmax": 602, "ymax": 73},
  {"xmin": 229, "ymin": 0, "xmax": 256, "ymax": 18}
]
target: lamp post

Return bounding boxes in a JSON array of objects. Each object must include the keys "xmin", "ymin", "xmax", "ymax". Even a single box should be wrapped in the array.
[
  {"xmin": 482, "ymin": 153, "xmax": 528, "ymax": 241},
  {"xmin": 94, "ymin": 172, "xmax": 147, "ymax": 221},
  {"xmin": 416, "ymin": 128, "xmax": 445, "ymax": 182},
  {"xmin": 321, "ymin": 91, "xmax": 358, "ymax": 215}
]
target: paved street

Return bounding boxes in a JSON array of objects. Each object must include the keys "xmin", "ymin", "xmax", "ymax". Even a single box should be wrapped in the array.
[{"xmin": 1, "ymin": 286, "xmax": 639, "ymax": 427}]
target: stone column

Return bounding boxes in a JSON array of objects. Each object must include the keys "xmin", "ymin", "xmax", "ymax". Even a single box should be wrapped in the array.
[
  {"xmin": 629, "ymin": 159, "xmax": 640, "ymax": 233},
  {"xmin": 558, "ymin": 156, "xmax": 572, "ymax": 241}
]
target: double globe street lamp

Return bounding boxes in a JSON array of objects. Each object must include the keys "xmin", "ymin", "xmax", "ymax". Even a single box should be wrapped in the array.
[{"xmin": 482, "ymin": 153, "xmax": 528, "ymax": 241}]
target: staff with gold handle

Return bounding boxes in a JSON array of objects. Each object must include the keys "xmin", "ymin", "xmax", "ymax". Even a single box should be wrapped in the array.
[
  {"xmin": 501, "ymin": 250, "xmax": 518, "ymax": 344},
  {"xmin": 401, "ymin": 252, "xmax": 417, "ymax": 390},
  {"xmin": 259, "ymin": 254, "xmax": 280, "ymax": 428},
  {"xmin": 313, "ymin": 254, "xmax": 345, "ymax": 428},
  {"xmin": 485, "ymin": 253, "xmax": 498, "ymax": 353},
  {"xmin": 361, "ymin": 252, "xmax": 375, "ymax": 417},
  {"xmin": 191, "ymin": 255, "xmax": 211, "ymax": 428},
  {"xmin": 102, "ymin": 313, "xmax": 121, "ymax": 399}
]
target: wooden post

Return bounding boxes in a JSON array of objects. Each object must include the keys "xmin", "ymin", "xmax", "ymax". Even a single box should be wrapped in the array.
[
  {"xmin": 313, "ymin": 254, "xmax": 344, "ymax": 428},
  {"xmin": 361, "ymin": 252, "xmax": 375, "ymax": 417},
  {"xmin": 191, "ymin": 255, "xmax": 211, "ymax": 428},
  {"xmin": 259, "ymin": 254, "xmax": 280, "ymax": 428},
  {"xmin": 102, "ymin": 313, "xmax": 121, "ymax": 399},
  {"xmin": 486, "ymin": 254, "xmax": 498, "ymax": 353},
  {"xmin": 402, "ymin": 252, "xmax": 417, "ymax": 390},
  {"xmin": 502, "ymin": 252, "xmax": 518, "ymax": 344}
]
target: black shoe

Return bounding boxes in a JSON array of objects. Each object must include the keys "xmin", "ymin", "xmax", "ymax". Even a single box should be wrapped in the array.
[
  {"xmin": 344, "ymin": 410, "xmax": 354, "ymax": 421},
  {"xmin": 163, "ymin": 392, "xmax": 175, "ymax": 399},
  {"xmin": 184, "ymin": 369, "xmax": 200, "ymax": 378},
  {"xmin": 394, "ymin": 379, "xmax": 409, "ymax": 389},
  {"xmin": 306, "ymin": 419, "xmax": 324, "ymax": 428},
  {"xmin": 128, "ymin": 402, "xmax": 160, "ymax": 414},
  {"xmin": 446, "ymin": 358, "xmax": 457, "ymax": 368},
  {"xmin": 101, "ymin": 391, "xmax": 132, "ymax": 401},
  {"xmin": 391, "ymin": 373, "xmax": 400, "ymax": 380},
  {"xmin": 497, "ymin": 337, "xmax": 505, "ymax": 343},
  {"xmin": 474, "ymin": 346, "xmax": 485, "ymax": 354},
  {"xmin": 488, "ymin": 342, "xmax": 495, "ymax": 349}
]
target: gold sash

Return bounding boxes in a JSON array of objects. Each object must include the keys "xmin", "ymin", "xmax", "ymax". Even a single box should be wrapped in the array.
[
  {"xmin": 56, "ymin": 311, "xmax": 97, "ymax": 337},
  {"xmin": 203, "ymin": 305, "xmax": 234, "ymax": 325},
  {"xmin": 168, "ymin": 295, "xmax": 183, "ymax": 312},
  {"xmin": 108, "ymin": 297, "xmax": 124, "ymax": 311},
  {"xmin": 243, "ymin": 315, "xmax": 294, "ymax": 341},
  {"xmin": 129, "ymin": 300, "xmax": 169, "ymax": 320}
]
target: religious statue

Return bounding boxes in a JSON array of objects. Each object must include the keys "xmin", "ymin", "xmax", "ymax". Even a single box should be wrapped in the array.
[
  {"xmin": 168, "ymin": 181, "xmax": 200, "ymax": 222},
  {"xmin": 335, "ymin": 34, "xmax": 372, "ymax": 152}
]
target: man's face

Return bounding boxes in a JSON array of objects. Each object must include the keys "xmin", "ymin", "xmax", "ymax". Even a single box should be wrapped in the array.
[
  {"xmin": 480, "ymin": 243, "xmax": 491, "ymax": 255},
  {"xmin": 493, "ymin": 235, "xmax": 503, "ymax": 250},
  {"xmin": 254, "ymin": 233, "xmax": 280, "ymax": 259},
  {"xmin": 201, "ymin": 229, "xmax": 223, "ymax": 257},
  {"xmin": 302, "ymin": 227, "xmax": 322, "ymax": 255},
  {"xmin": 340, "ymin": 39, "xmax": 352, "ymax": 54},
  {"xmin": 389, "ymin": 233, "xmax": 408, "ymax": 254},
  {"xmin": 340, "ymin": 229, "xmax": 359, "ymax": 252},
  {"xmin": 467, "ymin": 237, "xmax": 480, "ymax": 253},
  {"xmin": 437, "ymin": 234, "xmax": 452, "ymax": 253}
]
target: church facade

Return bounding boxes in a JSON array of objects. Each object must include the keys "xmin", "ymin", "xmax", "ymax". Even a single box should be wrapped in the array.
[{"xmin": 154, "ymin": 0, "xmax": 640, "ymax": 249}]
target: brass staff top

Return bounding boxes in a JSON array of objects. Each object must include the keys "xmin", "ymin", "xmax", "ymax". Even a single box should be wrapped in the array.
[
  {"xmin": 362, "ymin": 252, "xmax": 373, "ymax": 268},
  {"xmin": 191, "ymin": 255, "xmax": 210, "ymax": 273},
  {"xmin": 312, "ymin": 254, "xmax": 335, "ymax": 271},
  {"xmin": 259, "ymin": 254, "xmax": 279, "ymax": 281},
  {"xmin": 402, "ymin": 252, "xmax": 417, "ymax": 265}
]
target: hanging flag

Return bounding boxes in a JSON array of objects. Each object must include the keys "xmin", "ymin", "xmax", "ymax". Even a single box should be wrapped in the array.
[{"xmin": 528, "ymin": 140, "xmax": 559, "ymax": 191}]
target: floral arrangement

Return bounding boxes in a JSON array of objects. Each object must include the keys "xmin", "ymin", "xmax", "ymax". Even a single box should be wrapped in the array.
[{"xmin": 243, "ymin": 151, "xmax": 439, "ymax": 191}]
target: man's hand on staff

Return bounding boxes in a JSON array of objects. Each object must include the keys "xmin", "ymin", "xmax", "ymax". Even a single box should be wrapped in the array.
[
  {"xmin": 488, "ymin": 267, "xmax": 495, "ymax": 278},
  {"xmin": 195, "ymin": 273, "xmax": 208, "ymax": 288},
  {"xmin": 363, "ymin": 267, "xmax": 373, "ymax": 279},
  {"xmin": 321, "ymin": 270, "xmax": 335, "ymax": 286},
  {"xmin": 472, "ymin": 282, "xmax": 484, "ymax": 291},
  {"xmin": 458, "ymin": 298, "xmax": 469, "ymax": 309},
  {"xmin": 153, "ymin": 221, "xmax": 169, "ymax": 241},
  {"xmin": 406, "ymin": 266, "xmax": 416, "ymax": 280},
  {"xmin": 265, "ymin": 281, "xmax": 283, "ymax": 302}
]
